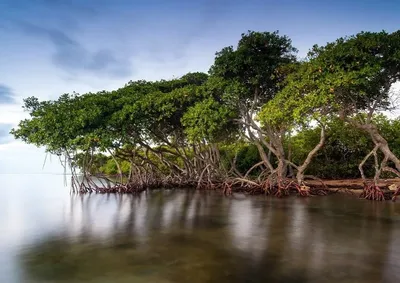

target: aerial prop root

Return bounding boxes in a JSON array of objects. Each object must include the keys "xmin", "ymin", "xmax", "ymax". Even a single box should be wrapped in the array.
[
  {"xmin": 274, "ymin": 178, "xmax": 291, "ymax": 198},
  {"xmin": 233, "ymin": 177, "xmax": 262, "ymax": 194},
  {"xmin": 359, "ymin": 183, "xmax": 386, "ymax": 201},
  {"xmin": 283, "ymin": 180, "xmax": 310, "ymax": 197},
  {"xmin": 222, "ymin": 180, "xmax": 233, "ymax": 195},
  {"xmin": 358, "ymin": 145, "xmax": 386, "ymax": 201},
  {"xmin": 231, "ymin": 173, "xmax": 316, "ymax": 197},
  {"xmin": 268, "ymin": 175, "xmax": 311, "ymax": 197}
]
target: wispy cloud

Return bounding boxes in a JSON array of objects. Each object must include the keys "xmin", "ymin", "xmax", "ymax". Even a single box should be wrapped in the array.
[
  {"xmin": 33, "ymin": 0, "xmax": 98, "ymax": 15},
  {"xmin": 0, "ymin": 84, "xmax": 15, "ymax": 104},
  {"xmin": 140, "ymin": 0, "xmax": 234, "ymax": 62},
  {"xmin": 17, "ymin": 22, "xmax": 132, "ymax": 78}
]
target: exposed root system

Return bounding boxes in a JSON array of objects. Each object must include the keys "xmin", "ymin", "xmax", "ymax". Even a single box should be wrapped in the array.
[
  {"xmin": 360, "ymin": 183, "xmax": 387, "ymax": 201},
  {"xmin": 218, "ymin": 177, "xmax": 329, "ymax": 197},
  {"xmin": 66, "ymin": 170, "xmax": 400, "ymax": 203}
]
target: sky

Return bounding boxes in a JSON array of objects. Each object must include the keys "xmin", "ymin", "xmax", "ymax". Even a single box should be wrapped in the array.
[{"xmin": 0, "ymin": 0, "xmax": 400, "ymax": 174}]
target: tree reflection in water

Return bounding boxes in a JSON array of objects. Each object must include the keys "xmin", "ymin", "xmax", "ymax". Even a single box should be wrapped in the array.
[{"xmin": 19, "ymin": 191, "xmax": 400, "ymax": 283}]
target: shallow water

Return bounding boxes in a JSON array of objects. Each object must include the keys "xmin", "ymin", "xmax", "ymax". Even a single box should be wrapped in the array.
[{"xmin": 2, "ymin": 175, "xmax": 400, "ymax": 282}]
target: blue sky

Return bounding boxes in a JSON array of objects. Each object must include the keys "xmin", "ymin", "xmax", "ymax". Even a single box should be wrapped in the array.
[{"xmin": 0, "ymin": 0, "xmax": 400, "ymax": 173}]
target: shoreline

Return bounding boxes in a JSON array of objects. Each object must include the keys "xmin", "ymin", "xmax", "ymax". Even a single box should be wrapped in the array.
[
  {"xmin": 305, "ymin": 178, "xmax": 400, "ymax": 189},
  {"xmin": 73, "ymin": 176, "xmax": 400, "ymax": 201}
]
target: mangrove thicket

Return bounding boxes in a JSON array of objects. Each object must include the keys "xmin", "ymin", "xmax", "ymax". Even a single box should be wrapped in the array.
[{"xmin": 11, "ymin": 30, "xmax": 400, "ymax": 201}]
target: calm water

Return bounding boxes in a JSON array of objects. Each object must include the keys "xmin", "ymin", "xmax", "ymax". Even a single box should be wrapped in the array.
[{"xmin": 2, "ymin": 175, "xmax": 400, "ymax": 282}]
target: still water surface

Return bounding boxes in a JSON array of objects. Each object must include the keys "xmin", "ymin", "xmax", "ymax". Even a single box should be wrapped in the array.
[{"xmin": 2, "ymin": 175, "xmax": 400, "ymax": 282}]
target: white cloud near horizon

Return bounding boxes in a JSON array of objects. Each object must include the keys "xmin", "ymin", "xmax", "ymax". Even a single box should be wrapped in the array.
[{"xmin": 0, "ymin": 142, "xmax": 65, "ymax": 174}]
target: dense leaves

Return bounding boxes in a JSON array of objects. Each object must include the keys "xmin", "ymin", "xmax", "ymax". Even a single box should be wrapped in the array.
[{"xmin": 210, "ymin": 30, "xmax": 297, "ymax": 102}]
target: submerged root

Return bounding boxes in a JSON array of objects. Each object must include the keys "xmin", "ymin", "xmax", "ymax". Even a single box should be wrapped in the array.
[
  {"xmin": 70, "ymin": 172, "xmax": 332, "ymax": 199},
  {"xmin": 274, "ymin": 186, "xmax": 289, "ymax": 198},
  {"xmin": 260, "ymin": 179, "xmax": 272, "ymax": 195},
  {"xmin": 298, "ymin": 185, "xmax": 311, "ymax": 197},
  {"xmin": 274, "ymin": 179, "xmax": 292, "ymax": 198},
  {"xmin": 232, "ymin": 176, "xmax": 330, "ymax": 198},
  {"xmin": 279, "ymin": 179, "xmax": 311, "ymax": 197},
  {"xmin": 390, "ymin": 184, "xmax": 400, "ymax": 202},
  {"xmin": 270, "ymin": 179, "xmax": 317, "ymax": 197},
  {"xmin": 360, "ymin": 183, "xmax": 386, "ymax": 201},
  {"xmin": 222, "ymin": 181, "xmax": 233, "ymax": 195},
  {"xmin": 286, "ymin": 181, "xmax": 310, "ymax": 197}
]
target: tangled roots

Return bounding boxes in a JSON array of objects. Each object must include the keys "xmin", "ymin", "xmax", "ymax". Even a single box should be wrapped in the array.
[{"xmin": 360, "ymin": 184, "xmax": 386, "ymax": 201}]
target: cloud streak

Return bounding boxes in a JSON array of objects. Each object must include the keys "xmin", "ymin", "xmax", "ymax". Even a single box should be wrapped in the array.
[
  {"xmin": 18, "ymin": 22, "xmax": 132, "ymax": 78},
  {"xmin": 0, "ymin": 85, "xmax": 15, "ymax": 104},
  {"xmin": 33, "ymin": 0, "xmax": 98, "ymax": 15},
  {"xmin": 147, "ymin": 0, "xmax": 233, "ymax": 60}
]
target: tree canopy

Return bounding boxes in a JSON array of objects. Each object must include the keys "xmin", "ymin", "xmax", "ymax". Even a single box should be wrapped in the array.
[{"xmin": 10, "ymin": 29, "xmax": 400, "ymax": 200}]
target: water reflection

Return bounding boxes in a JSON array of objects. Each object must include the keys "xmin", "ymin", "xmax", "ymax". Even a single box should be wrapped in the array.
[{"xmin": 13, "ymin": 191, "xmax": 400, "ymax": 283}]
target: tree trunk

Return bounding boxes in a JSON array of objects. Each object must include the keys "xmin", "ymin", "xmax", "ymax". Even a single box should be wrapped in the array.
[
  {"xmin": 358, "ymin": 123, "xmax": 400, "ymax": 173},
  {"xmin": 108, "ymin": 149, "xmax": 123, "ymax": 184},
  {"xmin": 277, "ymin": 158, "xmax": 286, "ymax": 180},
  {"xmin": 259, "ymin": 128, "xmax": 287, "ymax": 180},
  {"xmin": 254, "ymin": 141, "xmax": 274, "ymax": 173},
  {"xmin": 296, "ymin": 126, "xmax": 326, "ymax": 185}
]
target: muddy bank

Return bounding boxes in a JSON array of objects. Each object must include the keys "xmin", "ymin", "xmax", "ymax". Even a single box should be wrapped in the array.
[
  {"xmin": 306, "ymin": 178, "xmax": 400, "ymax": 189},
  {"xmin": 304, "ymin": 178, "xmax": 400, "ymax": 199}
]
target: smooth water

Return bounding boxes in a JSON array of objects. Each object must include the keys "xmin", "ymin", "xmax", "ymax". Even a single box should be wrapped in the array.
[{"xmin": 2, "ymin": 175, "xmax": 400, "ymax": 282}]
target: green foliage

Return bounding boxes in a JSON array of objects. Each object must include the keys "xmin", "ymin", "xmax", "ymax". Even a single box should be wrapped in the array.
[
  {"xmin": 306, "ymin": 31, "xmax": 400, "ymax": 113},
  {"xmin": 11, "ymin": 73, "xmax": 210, "ymax": 153},
  {"xmin": 100, "ymin": 159, "xmax": 131, "ymax": 175},
  {"xmin": 11, "ymin": 93, "xmax": 101, "ymax": 155},
  {"xmin": 219, "ymin": 142, "xmax": 262, "ymax": 176},
  {"xmin": 72, "ymin": 153, "xmax": 110, "ymax": 174},
  {"xmin": 181, "ymin": 98, "xmax": 237, "ymax": 143},
  {"xmin": 288, "ymin": 115, "xmax": 400, "ymax": 179},
  {"xmin": 258, "ymin": 61, "xmax": 334, "ymax": 129},
  {"xmin": 210, "ymin": 30, "xmax": 297, "ymax": 102},
  {"xmin": 260, "ymin": 30, "xmax": 400, "ymax": 132},
  {"xmin": 235, "ymin": 144, "xmax": 262, "ymax": 175},
  {"xmin": 289, "ymin": 118, "xmax": 371, "ymax": 178}
]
